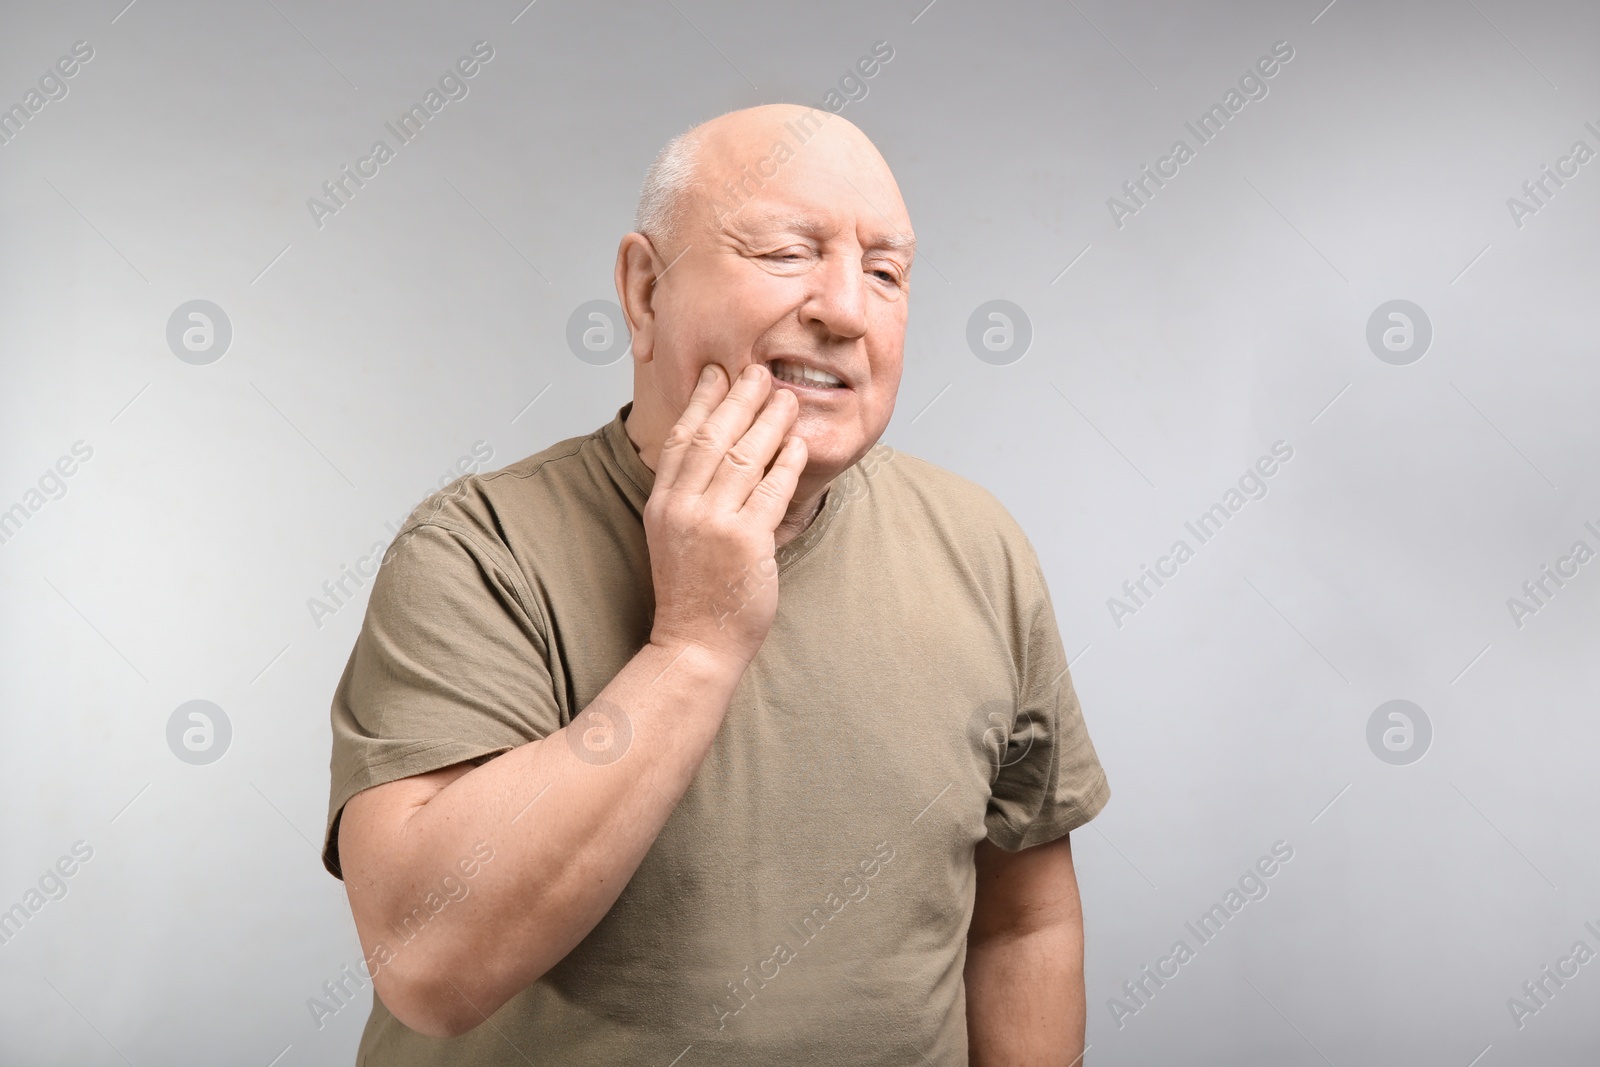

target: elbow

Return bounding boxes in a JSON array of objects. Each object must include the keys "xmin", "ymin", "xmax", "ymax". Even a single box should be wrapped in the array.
[
  {"xmin": 376, "ymin": 978, "xmax": 479, "ymax": 1039},
  {"xmin": 373, "ymin": 949, "xmax": 551, "ymax": 1039},
  {"xmin": 372, "ymin": 956, "xmax": 497, "ymax": 1039},
  {"xmin": 410, "ymin": 1007, "xmax": 481, "ymax": 1041}
]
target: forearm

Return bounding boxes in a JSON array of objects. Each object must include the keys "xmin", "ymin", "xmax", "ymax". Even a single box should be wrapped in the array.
[
  {"xmin": 349, "ymin": 639, "xmax": 744, "ymax": 1033},
  {"xmin": 965, "ymin": 921, "xmax": 1086, "ymax": 1067}
]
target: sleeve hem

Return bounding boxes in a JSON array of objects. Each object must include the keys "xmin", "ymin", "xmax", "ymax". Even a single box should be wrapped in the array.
[
  {"xmin": 322, "ymin": 737, "xmax": 520, "ymax": 879},
  {"xmin": 985, "ymin": 769, "xmax": 1112, "ymax": 853}
]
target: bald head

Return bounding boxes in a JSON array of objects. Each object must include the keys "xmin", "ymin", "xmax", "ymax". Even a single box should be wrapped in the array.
[{"xmin": 634, "ymin": 104, "xmax": 906, "ymax": 258}]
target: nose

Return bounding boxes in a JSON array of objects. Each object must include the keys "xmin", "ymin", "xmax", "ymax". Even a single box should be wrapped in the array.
[{"xmin": 799, "ymin": 249, "xmax": 869, "ymax": 341}]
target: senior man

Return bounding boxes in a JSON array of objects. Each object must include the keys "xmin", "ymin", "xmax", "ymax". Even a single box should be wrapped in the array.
[{"xmin": 323, "ymin": 103, "xmax": 1110, "ymax": 1065}]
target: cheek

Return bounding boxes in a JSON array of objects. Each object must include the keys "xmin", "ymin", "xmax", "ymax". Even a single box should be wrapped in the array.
[
  {"xmin": 874, "ymin": 351, "xmax": 905, "ymax": 392},
  {"xmin": 660, "ymin": 282, "xmax": 767, "ymax": 362},
  {"xmin": 864, "ymin": 332, "xmax": 906, "ymax": 398},
  {"xmin": 868, "ymin": 303, "xmax": 907, "ymax": 369},
  {"xmin": 655, "ymin": 313, "xmax": 729, "ymax": 387}
]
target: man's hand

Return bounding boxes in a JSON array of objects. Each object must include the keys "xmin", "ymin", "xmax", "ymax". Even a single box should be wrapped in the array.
[{"xmin": 644, "ymin": 362, "xmax": 806, "ymax": 666}]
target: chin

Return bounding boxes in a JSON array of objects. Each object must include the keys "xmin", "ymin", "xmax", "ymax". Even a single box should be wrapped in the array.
[
  {"xmin": 789, "ymin": 406, "xmax": 887, "ymax": 478},
  {"xmin": 798, "ymin": 435, "xmax": 872, "ymax": 482},
  {"xmin": 792, "ymin": 435, "xmax": 843, "ymax": 476}
]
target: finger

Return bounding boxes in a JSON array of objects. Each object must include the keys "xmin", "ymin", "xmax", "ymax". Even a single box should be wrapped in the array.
[
  {"xmin": 739, "ymin": 434, "xmax": 808, "ymax": 530},
  {"xmin": 654, "ymin": 364, "xmax": 730, "ymax": 490},
  {"xmin": 672, "ymin": 364, "xmax": 776, "ymax": 494},
  {"xmin": 704, "ymin": 386, "xmax": 799, "ymax": 509}
]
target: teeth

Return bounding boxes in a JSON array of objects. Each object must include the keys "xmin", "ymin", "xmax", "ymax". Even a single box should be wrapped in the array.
[{"xmin": 770, "ymin": 359, "xmax": 843, "ymax": 387}]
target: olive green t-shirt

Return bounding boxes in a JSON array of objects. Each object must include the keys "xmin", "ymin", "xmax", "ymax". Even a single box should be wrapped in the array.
[{"xmin": 322, "ymin": 405, "xmax": 1110, "ymax": 1065}]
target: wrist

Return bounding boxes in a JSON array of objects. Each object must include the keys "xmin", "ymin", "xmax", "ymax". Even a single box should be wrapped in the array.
[{"xmin": 646, "ymin": 632, "xmax": 754, "ymax": 683}]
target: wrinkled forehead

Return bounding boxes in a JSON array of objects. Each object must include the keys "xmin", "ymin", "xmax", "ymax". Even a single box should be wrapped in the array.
[
  {"xmin": 692, "ymin": 116, "xmax": 913, "ymax": 245},
  {"xmin": 721, "ymin": 200, "xmax": 916, "ymax": 259}
]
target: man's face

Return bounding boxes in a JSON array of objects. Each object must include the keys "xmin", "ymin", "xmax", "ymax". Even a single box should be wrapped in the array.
[{"xmin": 638, "ymin": 117, "xmax": 914, "ymax": 481}]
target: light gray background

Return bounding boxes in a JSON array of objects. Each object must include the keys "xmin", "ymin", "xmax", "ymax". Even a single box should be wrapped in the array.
[{"xmin": 2, "ymin": 0, "xmax": 1596, "ymax": 1064}]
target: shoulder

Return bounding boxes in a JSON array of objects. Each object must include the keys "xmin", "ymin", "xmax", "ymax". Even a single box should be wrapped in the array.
[
  {"xmin": 856, "ymin": 445, "xmax": 1045, "ymax": 591},
  {"xmin": 388, "ymin": 427, "xmax": 607, "ymax": 553},
  {"xmin": 864, "ymin": 446, "xmax": 1031, "ymax": 544},
  {"xmin": 368, "ymin": 428, "xmax": 617, "ymax": 630}
]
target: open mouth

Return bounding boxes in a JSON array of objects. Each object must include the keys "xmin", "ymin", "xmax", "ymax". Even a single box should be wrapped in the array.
[{"xmin": 767, "ymin": 358, "xmax": 847, "ymax": 391}]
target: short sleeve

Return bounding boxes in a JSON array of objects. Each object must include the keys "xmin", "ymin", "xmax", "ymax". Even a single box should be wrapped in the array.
[
  {"xmin": 321, "ymin": 519, "xmax": 561, "ymax": 878},
  {"xmin": 984, "ymin": 556, "xmax": 1111, "ymax": 852}
]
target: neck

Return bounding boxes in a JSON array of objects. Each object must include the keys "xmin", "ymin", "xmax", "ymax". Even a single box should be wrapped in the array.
[{"xmin": 774, "ymin": 483, "xmax": 830, "ymax": 549}]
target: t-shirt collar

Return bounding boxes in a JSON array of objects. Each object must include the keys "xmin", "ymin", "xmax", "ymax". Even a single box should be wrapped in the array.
[{"xmin": 602, "ymin": 403, "xmax": 657, "ymax": 506}]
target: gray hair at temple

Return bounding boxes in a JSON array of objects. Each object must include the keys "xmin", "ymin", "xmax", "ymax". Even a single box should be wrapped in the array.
[{"xmin": 633, "ymin": 125, "xmax": 704, "ymax": 249}]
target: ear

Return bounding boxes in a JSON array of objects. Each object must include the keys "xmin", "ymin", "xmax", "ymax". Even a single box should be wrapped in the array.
[{"xmin": 614, "ymin": 232, "xmax": 662, "ymax": 365}]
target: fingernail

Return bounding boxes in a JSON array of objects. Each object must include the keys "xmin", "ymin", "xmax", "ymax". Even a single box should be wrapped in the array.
[
  {"xmin": 743, "ymin": 364, "xmax": 763, "ymax": 381},
  {"xmin": 700, "ymin": 365, "xmax": 716, "ymax": 384}
]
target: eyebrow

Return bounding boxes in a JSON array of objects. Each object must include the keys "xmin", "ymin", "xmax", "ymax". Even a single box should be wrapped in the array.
[
  {"xmin": 872, "ymin": 231, "xmax": 917, "ymax": 254},
  {"xmin": 731, "ymin": 210, "xmax": 915, "ymax": 255}
]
